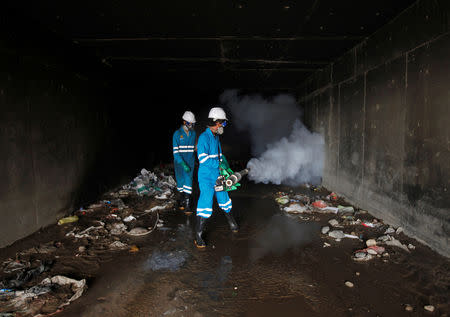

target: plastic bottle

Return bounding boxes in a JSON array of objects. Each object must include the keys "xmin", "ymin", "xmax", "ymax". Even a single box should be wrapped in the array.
[{"xmin": 57, "ymin": 215, "xmax": 79, "ymax": 225}]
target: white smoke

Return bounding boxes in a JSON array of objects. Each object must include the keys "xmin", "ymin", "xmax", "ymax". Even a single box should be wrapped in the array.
[
  {"xmin": 220, "ymin": 90, "xmax": 301, "ymax": 156},
  {"xmin": 221, "ymin": 90, "xmax": 324, "ymax": 185}
]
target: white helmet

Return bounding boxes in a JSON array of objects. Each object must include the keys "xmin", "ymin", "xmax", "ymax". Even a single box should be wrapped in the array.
[
  {"xmin": 208, "ymin": 107, "xmax": 227, "ymax": 121},
  {"xmin": 182, "ymin": 111, "xmax": 196, "ymax": 123}
]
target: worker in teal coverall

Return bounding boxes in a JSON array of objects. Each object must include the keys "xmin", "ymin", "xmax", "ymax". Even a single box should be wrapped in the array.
[
  {"xmin": 172, "ymin": 111, "xmax": 196, "ymax": 214},
  {"xmin": 194, "ymin": 107, "xmax": 238, "ymax": 248}
]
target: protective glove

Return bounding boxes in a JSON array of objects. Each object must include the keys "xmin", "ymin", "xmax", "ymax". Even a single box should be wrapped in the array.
[{"xmin": 181, "ymin": 161, "xmax": 191, "ymax": 172}]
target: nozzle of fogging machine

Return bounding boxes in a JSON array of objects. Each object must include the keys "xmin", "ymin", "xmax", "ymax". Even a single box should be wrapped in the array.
[{"xmin": 240, "ymin": 168, "xmax": 250, "ymax": 176}]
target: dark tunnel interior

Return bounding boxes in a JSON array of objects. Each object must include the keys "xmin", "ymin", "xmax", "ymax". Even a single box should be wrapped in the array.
[
  {"xmin": 1, "ymin": 0, "xmax": 417, "ymax": 168},
  {"xmin": 1, "ymin": 0, "xmax": 449, "ymax": 258}
]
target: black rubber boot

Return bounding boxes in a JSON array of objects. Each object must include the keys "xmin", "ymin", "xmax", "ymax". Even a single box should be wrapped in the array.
[
  {"xmin": 224, "ymin": 212, "xmax": 239, "ymax": 233},
  {"xmin": 183, "ymin": 194, "xmax": 192, "ymax": 215},
  {"xmin": 178, "ymin": 192, "xmax": 186, "ymax": 211},
  {"xmin": 194, "ymin": 216, "xmax": 206, "ymax": 249}
]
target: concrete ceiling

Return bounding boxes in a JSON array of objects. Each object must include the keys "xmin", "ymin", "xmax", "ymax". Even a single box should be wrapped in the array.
[{"xmin": 4, "ymin": 0, "xmax": 418, "ymax": 90}]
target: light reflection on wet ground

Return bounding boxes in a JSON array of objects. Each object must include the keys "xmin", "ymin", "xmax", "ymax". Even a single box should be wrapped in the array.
[
  {"xmin": 61, "ymin": 183, "xmax": 449, "ymax": 317},
  {"xmin": 119, "ymin": 185, "xmax": 324, "ymax": 316}
]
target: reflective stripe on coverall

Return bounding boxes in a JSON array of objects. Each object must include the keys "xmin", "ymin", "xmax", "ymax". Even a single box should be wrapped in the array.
[
  {"xmin": 173, "ymin": 127, "xmax": 196, "ymax": 194},
  {"xmin": 196, "ymin": 128, "xmax": 232, "ymax": 218}
]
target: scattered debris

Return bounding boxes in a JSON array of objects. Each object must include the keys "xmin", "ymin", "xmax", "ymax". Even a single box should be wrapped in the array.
[
  {"xmin": 328, "ymin": 230, "xmax": 345, "ymax": 239},
  {"xmin": 149, "ymin": 204, "xmax": 170, "ymax": 212},
  {"xmin": 0, "ymin": 166, "xmax": 177, "ymax": 316},
  {"xmin": 383, "ymin": 236, "xmax": 410, "ymax": 252},
  {"xmin": 0, "ymin": 275, "xmax": 86, "ymax": 316},
  {"xmin": 275, "ymin": 196, "xmax": 290, "ymax": 205},
  {"xmin": 109, "ymin": 241, "xmax": 128, "ymax": 250},
  {"xmin": 20, "ymin": 242, "xmax": 58, "ymax": 255},
  {"xmin": 366, "ymin": 239, "xmax": 377, "ymax": 247},
  {"xmin": 109, "ymin": 223, "xmax": 128, "ymax": 235},
  {"xmin": 129, "ymin": 245, "xmax": 140, "ymax": 253},
  {"xmin": 57, "ymin": 215, "xmax": 79, "ymax": 225},
  {"xmin": 123, "ymin": 215, "xmax": 136, "ymax": 222},
  {"xmin": 312, "ymin": 200, "xmax": 327, "ymax": 209},
  {"xmin": 337, "ymin": 205, "xmax": 354, "ymax": 213},
  {"xmin": 318, "ymin": 206, "xmax": 339, "ymax": 214},
  {"xmin": 127, "ymin": 227, "xmax": 152, "ymax": 236},
  {"xmin": 66, "ymin": 224, "xmax": 104, "ymax": 239},
  {"xmin": 366, "ymin": 246, "xmax": 385, "ymax": 255},
  {"xmin": 128, "ymin": 168, "xmax": 175, "ymax": 197},
  {"xmin": 344, "ymin": 234, "xmax": 359, "ymax": 239},
  {"xmin": 424, "ymin": 305, "xmax": 435, "ymax": 312},
  {"xmin": 321, "ymin": 226, "xmax": 330, "ymax": 234},
  {"xmin": 41, "ymin": 275, "xmax": 87, "ymax": 308},
  {"xmin": 345, "ymin": 281, "xmax": 354, "ymax": 288},
  {"xmin": 3, "ymin": 263, "xmax": 50, "ymax": 289},
  {"xmin": 328, "ymin": 219, "xmax": 339, "ymax": 227},
  {"xmin": 361, "ymin": 221, "xmax": 378, "ymax": 228},
  {"xmin": 273, "ymin": 187, "xmax": 419, "ymax": 266},
  {"xmin": 326, "ymin": 192, "xmax": 338, "ymax": 201},
  {"xmin": 352, "ymin": 246, "xmax": 386, "ymax": 262},
  {"xmin": 377, "ymin": 235, "xmax": 390, "ymax": 242},
  {"xmin": 2, "ymin": 260, "xmax": 28, "ymax": 274},
  {"xmin": 284, "ymin": 204, "xmax": 307, "ymax": 214},
  {"xmin": 353, "ymin": 251, "xmax": 374, "ymax": 262},
  {"xmin": 0, "ymin": 164, "xmax": 434, "ymax": 316}
]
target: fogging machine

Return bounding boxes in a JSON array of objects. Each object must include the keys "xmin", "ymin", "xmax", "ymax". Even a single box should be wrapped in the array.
[{"xmin": 215, "ymin": 168, "xmax": 250, "ymax": 192}]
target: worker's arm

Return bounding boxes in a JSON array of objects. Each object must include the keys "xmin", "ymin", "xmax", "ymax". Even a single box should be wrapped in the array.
[
  {"xmin": 173, "ymin": 134, "xmax": 190, "ymax": 172},
  {"xmin": 172, "ymin": 132, "xmax": 182, "ymax": 164},
  {"xmin": 194, "ymin": 131, "xmax": 198, "ymax": 152},
  {"xmin": 197, "ymin": 135, "xmax": 219, "ymax": 169},
  {"xmin": 193, "ymin": 131, "xmax": 199, "ymax": 167}
]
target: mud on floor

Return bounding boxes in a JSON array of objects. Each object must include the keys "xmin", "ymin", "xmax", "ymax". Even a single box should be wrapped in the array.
[{"xmin": 1, "ymin": 178, "xmax": 449, "ymax": 316}]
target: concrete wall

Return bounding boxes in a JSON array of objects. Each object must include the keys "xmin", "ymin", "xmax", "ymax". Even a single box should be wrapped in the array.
[
  {"xmin": 298, "ymin": 0, "xmax": 450, "ymax": 256},
  {"xmin": 0, "ymin": 10, "xmax": 223, "ymax": 248},
  {"xmin": 0, "ymin": 32, "xmax": 122, "ymax": 248}
]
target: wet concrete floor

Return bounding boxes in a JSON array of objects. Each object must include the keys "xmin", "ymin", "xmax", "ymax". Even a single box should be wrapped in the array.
[{"xmin": 61, "ymin": 183, "xmax": 449, "ymax": 317}]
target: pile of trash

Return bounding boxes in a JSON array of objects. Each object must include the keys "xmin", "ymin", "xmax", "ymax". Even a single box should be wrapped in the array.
[
  {"xmin": 0, "ymin": 166, "xmax": 178, "ymax": 316},
  {"xmin": 124, "ymin": 168, "xmax": 176, "ymax": 198},
  {"xmin": 274, "ymin": 187, "xmax": 415, "ymax": 262},
  {"xmin": 0, "ymin": 274, "xmax": 86, "ymax": 316}
]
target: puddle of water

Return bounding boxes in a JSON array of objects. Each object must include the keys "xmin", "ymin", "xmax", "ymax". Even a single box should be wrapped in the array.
[
  {"xmin": 249, "ymin": 214, "xmax": 320, "ymax": 261},
  {"xmin": 197, "ymin": 255, "xmax": 233, "ymax": 300},
  {"xmin": 144, "ymin": 250, "xmax": 188, "ymax": 272}
]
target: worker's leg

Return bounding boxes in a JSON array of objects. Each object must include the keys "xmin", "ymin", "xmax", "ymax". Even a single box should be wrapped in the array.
[
  {"xmin": 216, "ymin": 191, "xmax": 238, "ymax": 232},
  {"xmin": 174, "ymin": 163, "xmax": 184, "ymax": 193},
  {"xmin": 181, "ymin": 168, "xmax": 193, "ymax": 213},
  {"xmin": 216, "ymin": 191, "xmax": 232, "ymax": 213},
  {"xmin": 196, "ymin": 179, "xmax": 214, "ymax": 218},
  {"xmin": 195, "ymin": 178, "xmax": 214, "ymax": 248},
  {"xmin": 174, "ymin": 164, "xmax": 185, "ymax": 210}
]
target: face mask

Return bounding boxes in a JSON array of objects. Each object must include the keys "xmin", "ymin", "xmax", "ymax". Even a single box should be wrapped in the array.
[
  {"xmin": 217, "ymin": 126, "xmax": 224, "ymax": 135},
  {"xmin": 185, "ymin": 122, "xmax": 194, "ymax": 130}
]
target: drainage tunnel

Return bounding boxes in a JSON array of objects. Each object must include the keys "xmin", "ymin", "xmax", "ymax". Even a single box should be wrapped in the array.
[{"xmin": 0, "ymin": 1, "xmax": 449, "ymax": 316}]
